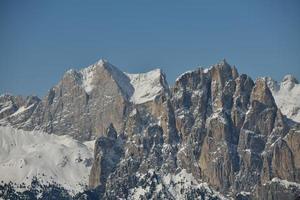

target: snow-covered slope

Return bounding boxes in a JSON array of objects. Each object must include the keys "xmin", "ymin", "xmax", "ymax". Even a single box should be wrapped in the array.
[
  {"xmin": 125, "ymin": 69, "xmax": 167, "ymax": 104},
  {"xmin": 0, "ymin": 126, "xmax": 94, "ymax": 194},
  {"xmin": 266, "ymin": 75, "xmax": 300, "ymax": 122}
]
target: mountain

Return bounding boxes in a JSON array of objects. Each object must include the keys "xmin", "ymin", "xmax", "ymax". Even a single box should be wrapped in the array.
[{"xmin": 0, "ymin": 59, "xmax": 300, "ymax": 199}]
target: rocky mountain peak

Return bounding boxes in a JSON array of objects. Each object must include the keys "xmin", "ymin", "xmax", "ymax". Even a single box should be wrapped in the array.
[{"xmin": 216, "ymin": 58, "xmax": 229, "ymax": 67}]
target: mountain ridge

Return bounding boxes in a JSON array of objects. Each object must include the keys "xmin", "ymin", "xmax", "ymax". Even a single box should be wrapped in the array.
[{"xmin": 1, "ymin": 59, "xmax": 300, "ymax": 199}]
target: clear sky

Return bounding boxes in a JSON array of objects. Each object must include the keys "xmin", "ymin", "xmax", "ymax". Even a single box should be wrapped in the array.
[{"xmin": 1, "ymin": 0, "xmax": 300, "ymax": 97}]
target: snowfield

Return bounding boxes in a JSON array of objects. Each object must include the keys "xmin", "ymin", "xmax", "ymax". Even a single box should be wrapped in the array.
[{"xmin": 0, "ymin": 126, "xmax": 94, "ymax": 194}]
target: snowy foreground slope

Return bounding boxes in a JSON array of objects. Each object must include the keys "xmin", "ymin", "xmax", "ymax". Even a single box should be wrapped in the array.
[{"xmin": 0, "ymin": 126, "xmax": 94, "ymax": 194}]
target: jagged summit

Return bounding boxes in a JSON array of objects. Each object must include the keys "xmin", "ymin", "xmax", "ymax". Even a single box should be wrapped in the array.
[
  {"xmin": 216, "ymin": 58, "xmax": 229, "ymax": 66},
  {"xmin": 175, "ymin": 59, "xmax": 237, "ymax": 84}
]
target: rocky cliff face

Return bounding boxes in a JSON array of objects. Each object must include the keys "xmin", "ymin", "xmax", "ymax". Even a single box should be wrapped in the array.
[
  {"xmin": 1, "ymin": 59, "xmax": 299, "ymax": 199},
  {"xmin": 87, "ymin": 60, "xmax": 300, "ymax": 199}
]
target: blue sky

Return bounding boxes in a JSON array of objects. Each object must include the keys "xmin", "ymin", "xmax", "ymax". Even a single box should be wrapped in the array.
[{"xmin": 1, "ymin": 0, "xmax": 300, "ymax": 97}]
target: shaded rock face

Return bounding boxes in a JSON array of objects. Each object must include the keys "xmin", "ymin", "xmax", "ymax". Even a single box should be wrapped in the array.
[
  {"xmin": 89, "ymin": 124, "xmax": 123, "ymax": 190},
  {"xmin": 1, "ymin": 59, "xmax": 300, "ymax": 199}
]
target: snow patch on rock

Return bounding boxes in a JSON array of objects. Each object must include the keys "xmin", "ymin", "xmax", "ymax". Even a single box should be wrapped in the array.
[
  {"xmin": 10, "ymin": 104, "xmax": 35, "ymax": 117},
  {"xmin": 80, "ymin": 65, "xmax": 96, "ymax": 94},
  {"xmin": 266, "ymin": 75, "xmax": 300, "ymax": 122},
  {"xmin": 126, "ymin": 69, "xmax": 165, "ymax": 104},
  {"xmin": 270, "ymin": 177, "xmax": 300, "ymax": 189}
]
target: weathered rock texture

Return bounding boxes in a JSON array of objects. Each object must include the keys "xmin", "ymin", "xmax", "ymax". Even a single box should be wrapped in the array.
[{"xmin": 1, "ymin": 59, "xmax": 300, "ymax": 199}]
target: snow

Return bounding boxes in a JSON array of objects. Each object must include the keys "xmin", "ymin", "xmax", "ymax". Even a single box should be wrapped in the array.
[
  {"xmin": 80, "ymin": 65, "xmax": 96, "ymax": 94},
  {"xmin": 239, "ymin": 191, "xmax": 251, "ymax": 196},
  {"xmin": 207, "ymin": 110, "xmax": 228, "ymax": 125},
  {"xmin": 125, "ymin": 69, "xmax": 165, "ymax": 104},
  {"xmin": 130, "ymin": 186, "xmax": 149, "ymax": 199},
  {"xmin": 160, "ymin": 169, "xmax": 227, "ymax": 200},
  {"xmin": 129, "ymin": 108, "xmax": 137, "ymax": 117},
  {"xmin": 244, "ymin": 149, "xmax": 251, "ymax": 154},
  {"xmin": 203, "ymin": 67, "xmax": 210, "ymax": 73},
  {"xmin": 130, "ymin": 169, "xmax": 226, "ymax": 199},
  {"xmin": 0, "ymin": 126, "xmax": 94, "ymax": 194},
  {"xmin": 175, "ymin": 66, "xmax": 212, "ymax": 82},
  {"xmin": 10, "ymin": 104, "xmax": 35, "ymax": 116},
  {"xmin": 176, "ymin": 70, "xmax": 193, "ymax": 82},
  {"xmin": 266, "ymin": 75, "xmax": 300, "ymax": 122},
  {"xmin": 128, "ymin": 169, "xmax": 225, "ymax": 200},
  {"xmin": 0, "ymin": 101, "xmax": 13, "ymax": 114},
  {"xmin": 271, "ymin": 177, "xmax": 300, "ymax": 189}
]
